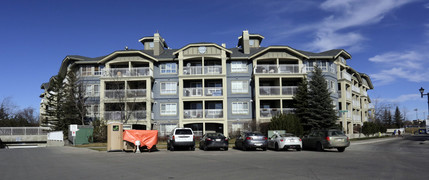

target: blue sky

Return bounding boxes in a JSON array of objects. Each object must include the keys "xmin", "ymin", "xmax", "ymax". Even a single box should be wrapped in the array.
[{"xmin": 1, "ymin": 0, "xmax": 428, "ymax": 120}]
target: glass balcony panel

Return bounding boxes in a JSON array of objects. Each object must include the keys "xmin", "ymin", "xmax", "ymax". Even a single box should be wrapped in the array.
[
  {"xmin": 183, "ymin": 88, "xmax": 203, "ymax": 97},
  {"xmin": 105, "ymin": 90, "xmax": 125, "ymax": 99},
  {"xmin": 102, "ymin": 68, "xmax": 152, "ymax": 77},
  {"xmin": 205, "ymin": 87, "xmax": 223, "ymax": 96},
  {"xmin": 205, "ymin": 109, "xmax": 223, "ymax": 118},
  {"xmin": 259, "ymin": 86, "xmax": 280, "ymax": 96},
  {"xmin": 127, "ymin": 89, "xmax": 146, "ymax": 98},
  {"xmin": 204, "ymin": 66, "xmax": 222, "ymax": 75},
  {"xmin": 282, "ymin": 86, "xmax": 298, "ymax": 95},
  {"xmin": 183, "ymin": 109, "xmax": 203, "ymax": 119},
  {"xmin": 104, "ymin": 111, "xmax": 124, "ymax": 121},
  {"xmin": 278, "ymin": 65, "xmax": 300, "ymax": 74},
  {"xmin": 183, "ymin": 66, "xmax": 203, "ymax": 75},
  {"xmin": 129, "ymin": 110, "xmax": 147, "ymax": 120},
  {"xmin": 260, "ymin": 108, "xmax": 281, "ymax": 118}
]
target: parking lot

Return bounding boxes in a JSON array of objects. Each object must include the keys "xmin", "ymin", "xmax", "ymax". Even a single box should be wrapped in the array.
[{"xmin": 1, "ymin": 137, "xmax": 428, "ymax": 180}]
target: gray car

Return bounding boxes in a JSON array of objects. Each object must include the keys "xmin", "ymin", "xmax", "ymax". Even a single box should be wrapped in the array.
[
  {"xmin": 302, "ymin": 129, "xmax": 350, "ymax": 152},
  {"xmin": 235, "ymin": 132, "xmax": 268, "ymax": 151}
]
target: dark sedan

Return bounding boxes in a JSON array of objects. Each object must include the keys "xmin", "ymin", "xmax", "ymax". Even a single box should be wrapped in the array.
[
  {"xmin": 199, "ymin": 133, "xmax": 229, "ymax": 151},
  {"xmin": 235, "ymin": 132, "xmax": 268, "ymax": 151}
]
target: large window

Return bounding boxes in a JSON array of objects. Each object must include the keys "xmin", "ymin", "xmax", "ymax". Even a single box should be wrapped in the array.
[
  {"xmin": 160, "ymin": 82, "xmax": 177, "ymax": 95},
  {"xmin": 160, "ymin": 63, "xmax": 177, "ymax": 74},
  {"xmin": 232, "ymin": 102, "xmax": 249, "ymax": 114},
  {"xmin": 85, "ymin": 84, "xmax": 100, "ymax": 97},
  {"xmin": 231, "ymin": 61, "xmax": 247, "ymax": 73},
  {"xmin": 231, "ymin": 81, "xmax": 248, "ymax": 94},
  {"xmin": 160, "ymin": 103, "xmax": 177, "ymax": 116}
]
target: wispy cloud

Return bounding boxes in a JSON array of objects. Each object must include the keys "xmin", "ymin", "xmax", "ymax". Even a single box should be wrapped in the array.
[
  {"xmin": 308, "ymin": 0, "xmax": 415, "ymax": 51},
  {"xmin": 369, "ymin": 51, "xmax": 424, "ymax": 69},
  {"xmin": 376, "ymin": 94, "xmax": 421, "ymax": 103}
]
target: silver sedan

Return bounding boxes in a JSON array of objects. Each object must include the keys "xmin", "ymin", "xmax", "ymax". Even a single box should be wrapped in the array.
[{"xmin": 268, "ymin": 133, "xmax": 302, "ymax": 151}]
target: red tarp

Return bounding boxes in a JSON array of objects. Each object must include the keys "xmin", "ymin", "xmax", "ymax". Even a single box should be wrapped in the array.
[{"xmin": 123, "ymin": 130, "xmax": 158, "ymax": 149}]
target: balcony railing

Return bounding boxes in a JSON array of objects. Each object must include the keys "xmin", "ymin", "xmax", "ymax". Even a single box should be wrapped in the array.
[
  {"xmin": 282, "ymin": 108, "xmax": 296, "ymax": 114},
  {"xmin": 104, "ymin": 111, "xmax": 125, "ymax": 121},
  {"xmin": 352, "ymin": 85, "xmax": 360, "ymax": 93},
  {"xmin": 183, "ymin": 109, "xmax": 204, "ymax": 119},
  {"xmin": 362, "ymin": 91, "xmax": 368, "ymax": 97},
  {"xmin": 260, "ymin": 108, "xmax": 281, "ymax": 118},
  {"xmin": 183, "ymin": 66, "xmax": 222, "ymax": 75},
  {"xmin": 254, "ymin": 64, "xmax": 302, "ymax": 74},
  {"xmin": 205, "ymin": 87, "xmax": 223, "ymax": 96},
  {"xmin": 77, "ymin": 70, "xmax": 102, "ymax": 78},
  {"xmin": 102, "ymin": 67, "xmax": 152, "ymax": 78},
  {"xmin": 205, "ymin": 109, "xmax": 223, "ymax": 118},
  {"xmin": 183, "ymin": 88, "xmax": 203, "ymax": 97},
  {"xmin": 204, "ymin": 66, "xmax": 222, "ymax": 75},
  {"xmin": 129, "ymin": 110, "xmax": 147, "ymax": 120},
  {"xmin": 127, "ymin": 89, "xmax": 146, "ymax": 98},
  {"xmin": 341, "ymin": 71, "xmax": 352, "ymax": 81},
  {"xmin": 346, "ymin": 92, "xmax": 352, "ymax": 100},
  {"xmin": 104, "ymin": 90, "xmax": 125, "ymax": 99},
  {"xmin": 260, "ymin": 86, "xmax": 297, "ymax": 96}
]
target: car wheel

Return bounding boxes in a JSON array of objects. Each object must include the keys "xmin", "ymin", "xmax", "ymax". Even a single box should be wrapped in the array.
[
  {"xmin": 262, "ymin": 147, "xmax": 267, "ymax": 151},
  {"xmin": 297, "ymin": 147, "xmax": 302, "ymax": 151},
  {"xmin": 191, "ymin": 147, "xmax": 195, "ymax": 151},
  {"xmin": 203, "ymin": 146, "xmax": 208, "ymax": 151},
  {"xmin": 316, "ymin": 142, "xmax": 324, "ymax": 152},
  {"xmin": 224, "ymin": 147, "xmax": 228, "ymax": 151},
  {"xmin": 337, "ymin": 147, "xmax": 345, "ymax": 152},
  {"xmin": 275, "ymin": 143, "xmax": 279, "ymax": 151},
  {"xmin": 170, "ymin": 145, "xmax": 175, "ymax": 152},
  {"xmin": 167, "ymin": 143, "xmax": 170, "ymax": 150},
  {"xmin": 242, "ymin": 144, "xmax": 247, "ymax": 151}
]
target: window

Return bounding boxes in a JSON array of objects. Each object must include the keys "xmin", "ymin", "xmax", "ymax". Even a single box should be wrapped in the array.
[
  {"xmin": 93, "ymin": 85, "xmax": 100, "ymax": 96},
  {"xmin": 160, "ymin": 103, "xmax": 177, "ymax": 116},
  {"xmin": 318, "ymin": 60, "xmax": 328, "ymax": 72},
  {"xmin": 231, "ymin": 61, "xmax": 247, "ymax": 73},
  {"xmin": 160, "ymin": 82, "xmax": 177, "ymax": 95},
  {"xmin": 149, "ymin": 42, "xmax": 154, "ymax": 48},
  {"xmin": 160, "ymin": 63, "xmax": 177, "ymax": 74},
  {"xmin": 249, "ymin": 40, "xmax": 255, "ymax": 46},
  {"xmin": 81, "ymin": 66, "xmax": 93, "ymax": 76},
  {"xmin": 85, "ymin": 84, "xmax": 100, "ymax": 97},
  {"xmin": 232, "ymin": 102, "xmax": 249, "ymax": 114},
  {"xmin": 306, "ymin": 61, "xmax": 315, "ymax": 72},
  {"xmin": 231, "ymin": 81, "xmax": 248, "ymax": 93}
]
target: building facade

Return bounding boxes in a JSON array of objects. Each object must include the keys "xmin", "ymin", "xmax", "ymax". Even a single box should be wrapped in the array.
[{"xmin": 40, "ymin": 30, "xmax": 373, "ymax": 137}]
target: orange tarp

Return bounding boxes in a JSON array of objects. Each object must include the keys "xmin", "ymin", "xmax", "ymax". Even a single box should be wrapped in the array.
[{"xmin": 123, "ymin": 130, "xmax": 158, "ymax": 149}]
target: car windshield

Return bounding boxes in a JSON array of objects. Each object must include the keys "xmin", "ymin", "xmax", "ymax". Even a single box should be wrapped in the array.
[
  {"xmin": 246, "ymin": 132, "xmax": 263, "ymax": 136},
  {"xmin": 175, "ymin": 129, "xmax": 193, "ymax": 135},
  {"xmin": 329, "ymin": 131, "xmax": 344, "ymax": 136},
  {"xmin": 280, "ymin": 133, "xmax": 294, "ymax": 137},
  {"xmin": 206, "ymin": 133, "xmax": 224, "ymax": 138}
]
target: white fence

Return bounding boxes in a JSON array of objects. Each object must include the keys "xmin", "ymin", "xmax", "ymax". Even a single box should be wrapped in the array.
[
  {"xmin": 0, "ymin": 127, "xmax": 49, "ymax": 136},
  {"xmin": 47, "ymin": 131, "xmax": 63, "ymax": 141}
]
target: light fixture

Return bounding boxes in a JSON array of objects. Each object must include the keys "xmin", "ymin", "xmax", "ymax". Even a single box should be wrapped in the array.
[{"xmin": 419, "ymin": 87, "xmax": 425, "ymax": 98}]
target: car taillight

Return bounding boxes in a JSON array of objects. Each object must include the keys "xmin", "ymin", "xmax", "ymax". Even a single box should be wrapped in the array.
[
  {"xmin": 246, "ymin": 137, "xmax": 252, "ymax": 140},
  {"xmin": 347, "ymin": 137, "xmax": 349, "ymax": 141},
  {"xmin": 193, "ymin": 135, "xmax": 195, "ymax": 140},
  {"xmin": 280, "ymin": 139, "xmax": 284, "ymax": 142},
  {"xmin": 206, "ymin": 138, "xmax": 212, "ymax": 141},
  {"xmin": 264, "ymin": 137, "xmax": 268, "ymax": 140},
  {"xmin": 325, "ymin": 136, "xmax": 330, "ymax": 141},
  {"xmin": 172, "ymin": 135, "xmax": 175, "ymax": 140},
  {"xmin": 225, "ymin": 137, "xmax": 228, "ymax": 141},
  {"xmin": 299, "ymin": 139, "xmax": 302, "ymax": 141}
]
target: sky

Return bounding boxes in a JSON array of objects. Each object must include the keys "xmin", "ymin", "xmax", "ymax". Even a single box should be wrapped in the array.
[{"xmin": 0, "ymin": 0, "xmax": 428, "ymax": 120}]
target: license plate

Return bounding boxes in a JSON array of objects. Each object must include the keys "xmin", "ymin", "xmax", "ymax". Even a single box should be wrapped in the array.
[
  {"xmin": 255, "ymin": 143, "xmax": 262, "ymax": 146},
  {"xmin": 216, "ymin": 139, "xmax": 221, "ymax": 142},
  {"xmin": 336, "ymin": 139, "xmax": 344, "ymax": 142}
]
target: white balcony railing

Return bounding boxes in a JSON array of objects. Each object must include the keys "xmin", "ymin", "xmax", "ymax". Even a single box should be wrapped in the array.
[
  {"xmin": 352, "ymin": 85, "xmax": 361, "ymax": 93},
  {"xmin": 282, "ymin": 86, "xmax": 298, "ymax": 95},
  {"xmin": 205, "ymin": 109, "xmax": 223, "ymax": 118},
  {"xmin": 183, "ymin": 109, "xmax": 204, "ymax": 119},
  {"xmin": 183, "ymin": 66, "xmax": 202, "ymax": 75},
  {"xmin": 254, "ymin": 64, "xmax": 302, "ymax": 74},
  {"xmin": 346, "ymin": 92, "xmax": 352, "ymax": 100},
  {"xmin": 260, "ymin": 86, "xmax": 280, "ymax": 96},
  {"xmin": 77, "ymin": 70, "xmax": 102, "ymax": 78},
  {"xmin": 260, "ymin": 108, "xmax": 281, "ymax": 118},
  {"xmin": 204, "ymin": 66, "xmax": 222, "ymax": 75},
  {"xmin": 259, "ymin": 86, "xmax": 298, "ymax": 96},
  {"xmin": 129, "ymin": 110, "xmax": 147, "ymax": 120},
  {"xmin": 205, "ymin": 87, "xmax": 223, "ymax": 96},
  {"xmin": 341, "ymin": 71, "xmax": 352, "ymax": 81},
  {"xmin": 282, "ymin": 108, "xmax": 296, "ymax": 114},
  {"xmin": 183, "ymin": 88, "xmax": 203, "ymax": 97},
  {"xmin": 102, "ymin": 67, "xmax": 152, "ymax": 78}
]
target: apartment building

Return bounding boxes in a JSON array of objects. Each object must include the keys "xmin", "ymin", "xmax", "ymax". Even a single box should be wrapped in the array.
[{"xmin": 40, "ymin": 30, "xmax": 373, "ymax": 137}]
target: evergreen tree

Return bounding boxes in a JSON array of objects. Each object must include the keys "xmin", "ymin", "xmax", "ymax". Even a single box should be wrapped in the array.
[
  {"xmin": 393, "ymin": 106, "xmax": 403, "ymax": 128},
  {"xmin": 63, "ymin": 70, "xmax": 85, "ymax": 126},
  {"xmin": 382, "ymin": 108, "xmax": 392, "ymax": 127},
  {"xmin": 306, "ymin": 66, "xmax": 338, "ymax": 130},
  {"xmin": 43, "ymin": 76, "xmax": 65, "ymax": 130},
  {"xmin": 293, "ymin": 78, "xmax": 311, "ymax": 133}
]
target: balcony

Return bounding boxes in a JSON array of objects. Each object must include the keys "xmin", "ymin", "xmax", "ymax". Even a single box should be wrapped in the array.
[
  {"xmin": 105, "ymin": 89, "xmax": 146, "ymax": 99},
  {"xmin": 205, "ymin": 87, "xmax": 223, "ymax": 96},
  {"xmin": 183, "ymin": 109, "xmax": 204, "ymax": 119},
  {"xmin": 254, "ymin": 64, "xmax": 302, "ymax": 74},
  {"xmin": 183, "ymin": 88, "xmax": 203, "ymax": 97},
  {"xmin": 352, "ymin": 85, "xmax": 361, "ymax": 93},
  {"xmin": 353, "ymin": 100, "xmax": 361, "ymax": 108},
  {"xmin": 102, "ymin": 67, "xmax": 152, "ymax": 78},
  {"xmin": 282, "ymin": 108, "xmax": 296, "ymax": 114},
  {"xmin": 104, "ymin": 110, "xmax": 146, "ymax": 121},
  {"xmin": 259, "ymin": 86, "xmax": 297, "ymax": 96},
  {"xmin": 362, "ymin": 90, "xmax": 368, "ymax": 97},
  {"xmin": 353, "ymin": 115, "xmax": 361, "ymax": 122},
  {"xmin": 183, "ymin": 66, "xmax": 222, "ymax": 75},
  {"xmin": 346, "ymin": 92, "xmax": 352, "ymax": 100},
  {"xmin": 341, "ymin": 71, "xmax": 352, "ymax": 81},
  {"xmin": 205, "ymin": 109, "xmax": 223, "ymax": 118},
  {"xmin": 260, "ymin": 108, "xmax": 281, "ymax": 118},
  {"xmin": 129, "ymin": 110, "xmax": 147, "ymax": 120}
]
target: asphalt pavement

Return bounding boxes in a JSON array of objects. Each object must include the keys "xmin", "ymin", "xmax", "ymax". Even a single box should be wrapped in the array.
[{"xmin": 1, "ymin": 136, "xmax": 428, "ymax": 180}]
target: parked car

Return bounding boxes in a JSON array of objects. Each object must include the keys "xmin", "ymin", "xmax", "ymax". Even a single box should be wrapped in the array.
[
  {"xmin": 235, "ymin": 132, "xmax": 268, "ymax": 151},
  {"xmin": 167, "ymin": 128, "xmax": 195, "ymax": 151},
  {"xmin": 302, "ymin": 129, "xmax": 350, "ymax": 152},
  {"xmin": 268, "ymin": 132, "xmax": 302, "ymax": 151},
  {"xmin": 199, "ymin": 133, "xmax": 229, "ymax": 151}
]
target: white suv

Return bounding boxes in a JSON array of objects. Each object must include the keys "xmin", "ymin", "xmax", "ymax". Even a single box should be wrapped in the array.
[{"xmin": 167, "ymin": 128, "xmax": 195, "ymax": 151}]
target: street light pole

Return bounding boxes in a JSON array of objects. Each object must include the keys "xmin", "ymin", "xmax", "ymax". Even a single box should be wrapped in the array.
[{"xmin": 419, "ymin": 87, "xmax": 429, "ymax": 120}]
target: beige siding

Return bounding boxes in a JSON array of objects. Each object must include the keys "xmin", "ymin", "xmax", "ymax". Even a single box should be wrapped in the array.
[{"xmin": 183, "ymin": 46, "xmax": 221, "ymax": 56}]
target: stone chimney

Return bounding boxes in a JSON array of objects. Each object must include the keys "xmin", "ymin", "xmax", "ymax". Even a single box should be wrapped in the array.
[
  {"xmin": 153, "ymin": 32, "xmax": 163, "ymax": 56},
  {"xmin": 242, "ymin": 30, "xmax": 250, "ymax": 54}
]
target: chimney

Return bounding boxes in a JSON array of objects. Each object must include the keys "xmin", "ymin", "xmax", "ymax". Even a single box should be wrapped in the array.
[
  {"xmin": 242, "ymin": 30, "xmax": 250, "ymax": 54},
  {"xmin": 153, "ymin": 32, "xmax": 164, "ymax": 56}
]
